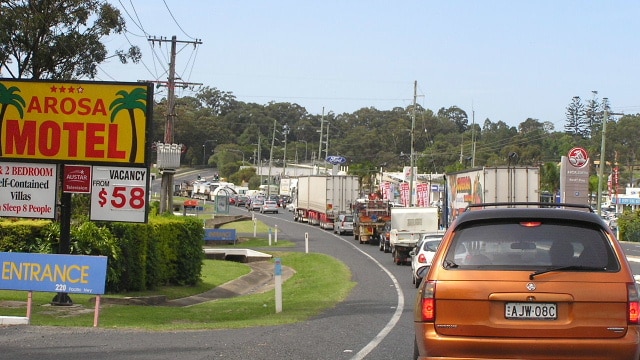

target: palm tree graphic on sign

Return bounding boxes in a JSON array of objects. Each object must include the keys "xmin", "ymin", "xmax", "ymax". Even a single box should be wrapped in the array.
[
  {"xmin": 109, "ymin": 88, "xmax": 147, "ymax": 163},
  {"xmin": 0, "ymin": 83, "xmax": 26, "ymax": 156}
]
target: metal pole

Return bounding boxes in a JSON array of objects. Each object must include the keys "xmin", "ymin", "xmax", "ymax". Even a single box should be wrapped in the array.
[
  {"xmin": 317, "ymin": 108, "xmax": 324, "ymax": 174},
  {"xmin": 409, "ymin": 80, "xmax": 417, "ymax": 207},
  {"xmin": 597, "ymin": 107, "xmax": 608, "ymax": 216}
]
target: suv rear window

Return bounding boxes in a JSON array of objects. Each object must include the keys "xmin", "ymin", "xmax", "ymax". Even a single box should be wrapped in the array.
[{"xmin": 443, "ymin": 219, "xmax": 620, "ymax": 271}]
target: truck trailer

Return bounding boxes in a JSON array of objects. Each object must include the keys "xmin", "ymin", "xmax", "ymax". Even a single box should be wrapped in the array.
[
  {"xmin": 293, "ymin": 175, "xmax": 359, "ymax": 230},
  {"xmin": 445, "ymin": 166, "xmax": 540, "ymax": 226},
  {"xmin": 353, "ymin": 198, "xmax": 391, "ymax": 244},
  {"xmin": 389, "ymin": 207, "xmax": 440, "ymax": 265}
]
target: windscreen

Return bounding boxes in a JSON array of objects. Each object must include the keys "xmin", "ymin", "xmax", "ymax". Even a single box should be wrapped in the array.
[{"xmin": 443, "ymin": 220, "xmax": 620, "ymax": 271}]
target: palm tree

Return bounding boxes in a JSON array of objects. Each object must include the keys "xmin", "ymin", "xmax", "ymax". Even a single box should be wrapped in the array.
[
  {"xmin": 109, "ymin": 88, "xmax": 147, "ymax": 163},
  {"xmin": 0, "ymin": 83, "xmax": 26, "ymax": 156}
]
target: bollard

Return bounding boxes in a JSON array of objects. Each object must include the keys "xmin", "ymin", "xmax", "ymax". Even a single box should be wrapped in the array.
[
  {"xmin": 275, "ymin": 257, "xmax": 282, "ymax": 313},
  {"xmin": 253, "ymin": 217, "xmax": 257, "ymax": 237},
  {"xmin": 305, "ymin": 232, "xmax": 309, "ymax": 253},
  {"xmin": 268, "ymin": 227, "xmax": 272, "ymax": 246},
  {"xmin": 275, "ymin": 224, "xmax": 278, "ymax": 243}
]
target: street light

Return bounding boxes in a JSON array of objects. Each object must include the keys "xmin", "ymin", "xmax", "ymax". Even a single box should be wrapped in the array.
[
  {"xmin": 228, "ymin": 149, "xmax": 245, "ymax": 165},
  {"xmin": 282, "ymin": 124, "xmax": 290, "ymax": 177},
  {"xmin": 298, "ymin": 140, "xmax": 308, "ymax": 163},
  {"xmin": 203, "ymin": 140, "xmax": 216, "ymax": 166}
]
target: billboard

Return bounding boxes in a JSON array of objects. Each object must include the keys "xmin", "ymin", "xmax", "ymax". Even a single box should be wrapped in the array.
[
  {"xmin": 0, "ymin": 161, "xmax": 57, "ymax": 218},
  {"xmin": 0, "ymin": 79, "xmax": 153, "ymax": 165}
]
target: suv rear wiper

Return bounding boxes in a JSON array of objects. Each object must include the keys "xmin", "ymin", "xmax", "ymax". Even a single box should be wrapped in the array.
[{"xmin": 529, "ymin": 265, "xmax": 607, "ymax": 280}]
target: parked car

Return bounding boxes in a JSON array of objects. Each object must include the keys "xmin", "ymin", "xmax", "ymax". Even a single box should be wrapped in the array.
[
  {"xmin": 378, "ymin": 221, "xmax": 391, "ymax": 253},
  {"xmin": 334, "ymin": 214, "xmax": 354, "ymax": 235},
  {"xmin": 260, "ymin": 200, "xmax": 279, "ymax": 214},
  {"xmin": 414, "ymin": 202, "xmax": 640, "ymax": 360},
  {"xmin": 409, "ymin": 235, "xmax": 443, "ymax": 288}
]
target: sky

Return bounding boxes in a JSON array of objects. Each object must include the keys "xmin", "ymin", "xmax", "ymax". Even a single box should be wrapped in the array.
[{"xmin": 96, "ymin": 0, "xmax": 640, "ymax": 130}]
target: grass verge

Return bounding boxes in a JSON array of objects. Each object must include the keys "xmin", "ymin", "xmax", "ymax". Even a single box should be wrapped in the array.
[{"xmin": 0, "ymin": 252, "xmax": 354, "ymax": 330}]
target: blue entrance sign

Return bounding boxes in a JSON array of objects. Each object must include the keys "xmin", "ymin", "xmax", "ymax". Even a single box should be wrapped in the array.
[{"xmin": 0, "ymin": 252, "xmax": 107, "ymax": 295}]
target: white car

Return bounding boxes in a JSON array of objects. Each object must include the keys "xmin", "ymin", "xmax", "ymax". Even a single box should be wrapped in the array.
[
  {"xmin": 334, "ymin": 214, "xmax": 354, "ymax": 235},
  {"xmin": 410, "ymin": 235, "xmax": 443, "ymax": 288},
  {"xmin": 260, "ymin": 200, "xmax": 279, "ymax": 214}
]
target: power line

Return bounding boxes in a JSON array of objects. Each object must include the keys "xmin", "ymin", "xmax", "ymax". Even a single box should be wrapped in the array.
[{"xmin": 163, "ymin": 0, "xmax": 197, "ymax": 40}]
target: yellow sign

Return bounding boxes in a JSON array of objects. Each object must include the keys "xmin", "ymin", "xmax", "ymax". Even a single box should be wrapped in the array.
[{"xmin": 0, "ymin": 79, "xmax": 152, "ymax": 164}]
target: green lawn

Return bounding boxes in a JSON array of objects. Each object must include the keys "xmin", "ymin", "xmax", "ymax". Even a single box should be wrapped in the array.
[{"xmin": 0, "ymin": 252, "xmax": 354, "ymax": 330}]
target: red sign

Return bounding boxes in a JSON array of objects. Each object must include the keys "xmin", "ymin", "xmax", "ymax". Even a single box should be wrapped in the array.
[
  {"xmin": 568, "ymin": 147, "xmax": 589, "ymax": 168},
  {"xmin": 63, "ymin": 165, "xmax": 91, "ymax": 193}
]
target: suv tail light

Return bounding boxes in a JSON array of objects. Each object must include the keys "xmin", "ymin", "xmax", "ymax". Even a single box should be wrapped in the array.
[
  {"xmin": 420, "ymin": 281, "xmax": 436, "ymax": 321},
  {"xmin": 628, "ymin": 283, "xmax": 640, "ymax": 324}
]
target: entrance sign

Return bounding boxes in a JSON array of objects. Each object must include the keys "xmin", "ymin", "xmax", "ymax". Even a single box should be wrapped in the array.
[
  {"xmin": 90, "ymin": 165, "xmax": 149, "ymax": 223},
  {"xmin": 0, "ymin": 161, "xmax": 57, "ymax": 218},
  {"xmin": 0, "ymin": 252, "xmax": 107, "ymax": 295},
  {"xmin": 0, "ymin": 79, "xmax": 152, "ymax": 165}
]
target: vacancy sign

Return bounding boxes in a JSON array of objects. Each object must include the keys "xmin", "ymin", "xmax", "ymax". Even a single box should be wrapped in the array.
[
  {"xmin": 90, "ymin": 166, "xmax": 148, "ymax": 223},
  {"xmin": 0, "ymin": 162, "xmax": 57, "ymax": 219}
]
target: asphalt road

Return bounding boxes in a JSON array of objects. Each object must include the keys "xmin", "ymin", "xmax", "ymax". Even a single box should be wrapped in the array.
[{"xmin": 0, "ymin": 204, "xmax": 420, "ymax": 360}]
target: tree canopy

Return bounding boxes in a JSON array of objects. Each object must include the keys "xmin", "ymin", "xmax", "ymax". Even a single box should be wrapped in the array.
[{"xmin": 0, "ymin": 0, "xmax": 140, "ymax": 79}]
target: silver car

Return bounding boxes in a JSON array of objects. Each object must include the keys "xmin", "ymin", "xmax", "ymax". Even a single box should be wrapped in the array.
[{"xmin": 334, "ymin": 214, "xmax": 354, "ymax": 235}]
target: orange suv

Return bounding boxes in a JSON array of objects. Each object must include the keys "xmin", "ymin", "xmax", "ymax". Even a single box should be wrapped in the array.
[{"xmin": 414, "ymin": 203, "xmax": 640, "ymax": 360}]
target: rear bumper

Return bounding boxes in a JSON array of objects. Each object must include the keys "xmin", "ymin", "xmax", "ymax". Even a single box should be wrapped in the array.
[{"xmin": 414, "ymin": 323, "xmax": 640, "ymax": 359}]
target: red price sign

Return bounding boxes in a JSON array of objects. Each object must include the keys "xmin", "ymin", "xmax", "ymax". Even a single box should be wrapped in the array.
[
  {"xmin": 91, "ymin": 166, "xmax": 149, "ymax": 223},
  {"xmin": 97, "ymin": 186, "xmax": 146, "ymax": 209}
]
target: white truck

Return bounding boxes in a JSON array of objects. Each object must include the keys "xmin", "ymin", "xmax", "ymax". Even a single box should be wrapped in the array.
[
  {"xmin": 445, "ymin": 166, "xmax": 540, "ymax": 226},
  {"xmin": 293, "ymin": 175, "xmax": 359, "ymax": 230},
  {"xmin": 389, "ymin": 207, "xmax": 440, "ymax": 265}
]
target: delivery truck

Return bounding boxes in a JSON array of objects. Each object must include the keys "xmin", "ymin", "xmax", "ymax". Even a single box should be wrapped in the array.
[
  {"xmin": 445, "ymin": 166, "xmax": 540, "ymax": 227},
  {"xmin": 293, "ymin": 175, "xmax": 359, "ymax": 230}
]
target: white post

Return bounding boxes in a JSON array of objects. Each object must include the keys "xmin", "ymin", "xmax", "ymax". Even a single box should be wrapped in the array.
[
  {"xmin": 275, "ymin": 224, "xmax": 278, "ymax": 243},
  {"xmin": 305, "ymin": 232, "xmax": 309, "ymax": 253},
  {"xmin": 268, "ymin": 228, "xmax": 272, "ymax": 246},
  {"xmin": 253, "ymin": 217, "xmax": 257, "ymax": 237},
  {"xmin": 275, "ymin": 258, "xmax": 283, "ymax": 313}
]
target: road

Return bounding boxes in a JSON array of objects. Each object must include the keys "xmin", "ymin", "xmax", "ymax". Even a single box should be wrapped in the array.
[
  {"xmin": 0, "ymin": 199, "xmax": 420, "ymax": 360},
  {"xmin": 5, "ymin": 171, "xmax": 640, "ymax": 359}
]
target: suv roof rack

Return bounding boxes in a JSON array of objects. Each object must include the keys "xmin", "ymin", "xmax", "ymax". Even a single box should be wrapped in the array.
[{"xmin": 465, "ymin": 202, "xmax": 594, "ymax": 213}]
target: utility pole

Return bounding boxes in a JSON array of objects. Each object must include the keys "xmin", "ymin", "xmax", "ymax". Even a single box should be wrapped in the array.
[
  {"xmin": 317, "ymin": 107, "xmax": 324, "ymax": 174},
  {"xmin": 409, "ymin": 80, "xmax": 417, "ymax": 207},
  {"xmin": 145, "ymin": 36, "xmax": 202, "ymax": 214}
]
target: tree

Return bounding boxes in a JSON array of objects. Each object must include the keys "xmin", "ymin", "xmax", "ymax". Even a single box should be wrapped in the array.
[
  {"xmin": 565, "ymin": 96, "xmax": 587, "ymax": 137},
  {"xmin": 0, "ymin": 0, "xmax": 140, "ymax": 79}
]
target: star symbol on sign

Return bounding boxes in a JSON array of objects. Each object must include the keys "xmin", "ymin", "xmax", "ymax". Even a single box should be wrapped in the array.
[
  {"xmin": 68, "ymin": 86, "xmax": 75, "ymax": 93},
  {"xmin": 50, "ymin": 85, "xmax": 57, "ymax": 92},
  {"xmin": 59, "ymin": 86, "xmax": 67, "ymax": 93},
  {"xmin": 77, "ymin": 86, "xmax": 84, "ymax": 94}
]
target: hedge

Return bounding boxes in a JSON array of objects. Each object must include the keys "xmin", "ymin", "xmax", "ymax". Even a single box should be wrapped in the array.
[{"xmin": 0, "ymin": 216, "xmax": 204, "ymax": 293}]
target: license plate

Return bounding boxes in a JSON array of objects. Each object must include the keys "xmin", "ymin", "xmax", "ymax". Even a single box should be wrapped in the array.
[{"xmin": 505, "ymin": 302, "xmax": 557, "ymax": 320}]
